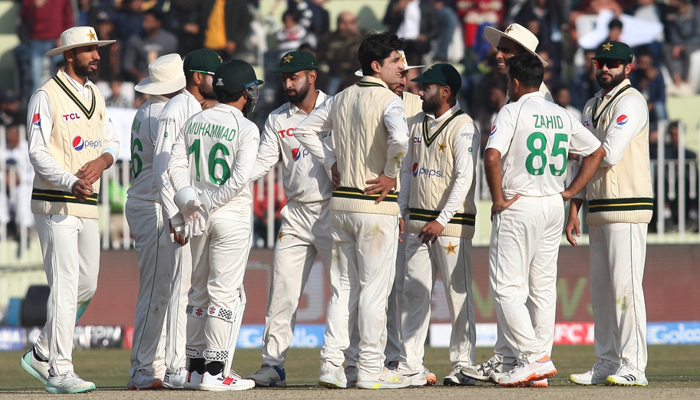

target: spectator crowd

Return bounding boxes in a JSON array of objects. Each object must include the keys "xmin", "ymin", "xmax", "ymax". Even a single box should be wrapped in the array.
[{"xmin": 3, "ymin": 0, "xmax": 700, "ymax": 245}]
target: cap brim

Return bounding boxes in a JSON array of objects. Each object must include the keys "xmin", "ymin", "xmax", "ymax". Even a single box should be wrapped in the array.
[
  {"xmin": 355, "ymin": 64, "xmax": 425, "ymax": 77},
  {"xmin": 273, "ymin": 65, "xmax": 318, "ymax": 73},
  {"xmin": 135, "ymin": 75, "xmax": 186, "ymax": 95},
  {"xmin": 45, "ymin": 40, "xmax": 116, "ymax": 56},
  {"xmin": 483, "ymin": 27, "xmax": 549, "ymax": 67},
  {"xmin": 411, "ymin": 75, "xmax": 441, "ymax": 84}
]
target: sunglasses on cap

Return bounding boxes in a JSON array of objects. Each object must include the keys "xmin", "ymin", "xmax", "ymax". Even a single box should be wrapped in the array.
[
  {"xmin": 190, "ymin": 69, "xmax": 215, "ymax": 76},
  {"xmin": 593, "ymin": 59, "xmax": 625, "ymax": 69}
]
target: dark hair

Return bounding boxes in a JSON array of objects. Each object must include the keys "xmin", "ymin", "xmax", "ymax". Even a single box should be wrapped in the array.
[
  {"xmin": 506, "ymin": 53, "xmax": 543, "ymax": 89},
  {"xmin": 143, "ymin": 9, "xmax": 163, "ymax": 22},
  {"xmin": 608, "ymin": 19, "xmax": 623, "ymax": 30},
  {"xmin": 358, "ymin": 32, "xmax": 405, "ymax": 76},
  {"xmin": 216, "ymin": 90, "xmax": 245, "ymax": 104},
  {"xmin": 283, "ymin": 9, "xmax": 301, "ymax": 24}
]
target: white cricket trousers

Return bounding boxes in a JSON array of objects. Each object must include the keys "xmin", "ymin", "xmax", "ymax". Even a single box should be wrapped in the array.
[
  {"xmin": 400, "ymin": 233, "xmax": 476, "ymax": 371},
  {"xmin": 125, "ymin": 198, "xmax": 191, "ymax": 378},
  {"xmin": 489, "ymin": 194, "xmax": 563, "ymax": 363},
  {"xmin": 589, "ymin": 223, "xmax": 648, "ymax": 372},
  {"xmin": 261, "ymin": 200, "xmax": 332, "ymax": 367},
  {"xmin": 320, "ymin": 211, "xmax": 398, "ymax": 379},
  {"xmin": 33, "ymin": 214, "xmax": 100, "ymax": 375},
  {"xmin": 345, "ymin": 234, "xmax": 405, "ymax": 367},
  {"xmin": 186, "ymin": 203, "xmax": 252, "ymax": 362}
]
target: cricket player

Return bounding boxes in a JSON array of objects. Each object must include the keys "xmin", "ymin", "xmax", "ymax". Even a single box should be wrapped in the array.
[
  {"xmin": 345, "ymin": 50, "xmax": 428, "ymax": 386},
  {"xmin": 169, "ymin": 59, "xmax": 262, "ymax": 391},
  {"xmin": 20, "ymin": 26, "xmax": 118, "ymax": 394},
  {"xmin": 568, "ymin": 41, "xmax": 652, "ymax": 387},
  {"xmin": 295, "ymin": 31, "xmax": 411, "ymax": 390},
  {"xmin": 395, "ymin": 63, "xmax": 480, "ymax": 387},
  {"xmin": 246, "ymin": 50, "xmax": 333, "ymax": 387},
  {"xmin": 465, "ymin": 22, "xmax": 554, "ymax": 384},
  {"xmin": 126, "ymin": 54, "xmax": 187, "ymax": 390},
  {"xmin": 484, "ymin": 53, "xmax": 605, "ymax": 387},
  {"xmin": 151, "ymin": 48, "xmax": 221, "ymax": 388}
]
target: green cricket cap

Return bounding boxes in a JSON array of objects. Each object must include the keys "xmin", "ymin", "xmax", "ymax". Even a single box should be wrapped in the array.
[
  {"xmin": 214, "ymin": 59, "xmax": 263, "ymax": 95},
  {"xmin": 273, "ymin": 50, "xmax": 319, "ymax": 73},
  {"xmin": 591, "ymin": 41, "xmax": 634, "ymax": 63},
  {"xmin": 183, "ymin": 48, "xmax": 222, "ymax": 77},
  {"xmin": 411, "ymin": 63, "xmax": 462, "ymax": 94}
]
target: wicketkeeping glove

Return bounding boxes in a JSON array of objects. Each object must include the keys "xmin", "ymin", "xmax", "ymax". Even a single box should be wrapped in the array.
[{"xmin": 174, "ymin": 186, "xmax": 203, "ymax": 221}]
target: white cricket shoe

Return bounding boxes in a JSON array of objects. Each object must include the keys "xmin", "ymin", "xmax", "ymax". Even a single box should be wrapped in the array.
[
  {"xmin": 46, "ymin": 371, "xmax": 96, "ymax": 394},
  {"xmin": 20, "ymin": 348, "xmax": 50, "ymax": 384},
  {"xmin": 247, "ymin": 365, "xmax": 287, "ymax": 387},
  {"xmin": 443, "ymin": 365, "xmax": 477, "ymax": 386},
  {"xmin": 606, "ymin": 362, "xmax": 648, "ymax": 386},
  {"xmin": 163, "ymin": 368, "xmax": 188, "ymax": 389},
  {"xmin": 318, "ymin": 361, "xmax": 347, "ymax": 389},
  {"xmin": 395, "ymin": 364, "xmax": 427, "ymax": 386},
  {"xmin": 356, "ymin": 367, "xmax": 411, "ymax": 389},
  {"xmin": 344, "ymin": 365, "xmax": 359, "ymax": 387},
  {"xmin": 199, "ymin": 370, "xmax": 255, "ymax": 391},
  {"xmin": 183, "ymin": 370, "xmax": 203, "ymax": 390},
  {"xmin": 127, "ymin": 369, "xmax": 163, "ymax": 390},
  {"xmin": 461, "ymin": 353, "xmax": 513, "ymax": 382},
  {"xmin": 569, "ymin": 360, "xmax": 617, "ymax": 385},
  {"xmin": 498, "ymin": 356, "xmax": 557, "ymax": 387},
  {"xmin": 425, "ymin": 368, "xmax": 437, "ymax": 386},
  {"xmin": 529, "ymin": 378, "xmax": 548, "ymax": 387}
]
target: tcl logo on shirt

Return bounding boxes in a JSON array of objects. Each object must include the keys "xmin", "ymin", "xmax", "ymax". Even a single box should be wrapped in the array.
[
  {"xmin": 413, "ymin": 136, "xmax": 422, "ymax": 144},
  {"xmin": 72, "ymin": 135, "xmax": 102, "ymax": 151},
  {"xmin": 62, "ymin": 112, "xmax": 81, "ymax": 122},
  {"xmin": 278, "ymin": 128, "xmax": 295, "ymax": 138}
]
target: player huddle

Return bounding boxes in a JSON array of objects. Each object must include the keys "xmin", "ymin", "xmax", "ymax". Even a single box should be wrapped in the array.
[{"xmin": 20, "ymin": 23, "xmax": 652, "ymax": 394}]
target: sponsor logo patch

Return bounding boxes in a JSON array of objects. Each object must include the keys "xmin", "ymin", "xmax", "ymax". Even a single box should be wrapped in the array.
[
  {"xmin": 292, "ymin": 147, "xmax": 308, "ymax": 161},
  {"xmin": 62, "ymin": 112, "xmax": 81, "ymax": 122},
  {"xmin": 412, "ymin": 162, "xmax": 418, "ymax": 177},
  {"xmin": 72, "ymin": 135, "xmax": 102, "ymax": 151},
  {"xmin": 490, "ymin": 125, "xmax": 497, "ymax": 136},
  {"xmin": 616, "ymin": 115, "xmax": 628, "ymax": 125},
  {"xmin": 32, "ymin": 113, "xmax": 41, "ymax": 127}
]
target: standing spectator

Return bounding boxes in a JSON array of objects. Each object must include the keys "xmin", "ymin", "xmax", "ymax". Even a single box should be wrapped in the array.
[
  {"xmin": 0, "ymin": 123, "xmax": 35, "ymax": 243},
  {"xmin": 20, "ymin": 0, "xmax": 74, "ymax": 94},
  {"xmin": 629, "ymin": 48, "xmax": 666, "ymax": 125},
  {"xmin": 664, "ymin": 0, "xmax": 700, "ymax": 96},
  {"xmin": 552, "ymin": 86, "xmax": 582, "ymax": 122},
  {"xmin": 664, "ymin": 121, "xmax": 698, "ymax": 231},
  {"xmin": 432, "ymin": 1, "xmax": 459, "ymax": 62},
  {"xmin": 287, "ymin": 0, "xmax": 330, "ymax": 39},
  {"xmin": 514, "ymin": 0, "xmax": 565, "ymax": 72},
  {"xmin": 625, "ymin": 0, "xmax": 670, "ymax": 60},
  {"xmin": 317, "ymin": 11, "xmax": 366, "ymax": 94},
  {"xmin": 123, "ymin": 9, "xmax": 179, "ymax": 83},
  {"xmin": 0, "ymin": 90, "xmax": 21, "ymax": 126},
  {"xmin": 200, "ymin": 0, "xmax": 254, "ymax": 61},
  {"xmin": 94, "ymin": 11, "xmax": 123, "ymax": 83},
  {"xmin": 163, "ymin": 0, "xmax": 202, "ymax": 55},
  {"xmin": 105, "ymin": 80, "xmax": 133, "ymax": 108},
  {"xmin": 267, "ymin": 5, "xmax": 317, "ymax": 53},
  {"xmin": 383, "ymin": 0, "xmax": 440, "ymax": 65},
  {"xmin": 570, "ymin": 49, "xmax": 599, "ymax": 112},
  {"xmin": 455, "ymin": 0, "xmax": 505, "ymax": 54},
  {"xmin": 112, "ymin": 0, "xmax": 145, "ymax": 44}
]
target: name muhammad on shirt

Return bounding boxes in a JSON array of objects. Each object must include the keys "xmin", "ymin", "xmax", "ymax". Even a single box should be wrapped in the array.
[{"xmin": 187, "ymin": 121, "xmax": 237, "ymax": 141}]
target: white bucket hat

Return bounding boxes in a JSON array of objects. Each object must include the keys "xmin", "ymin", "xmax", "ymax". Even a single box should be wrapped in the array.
[
  {"xmin": 45, "ymin": 26, "xmax": 116, "ymax": 56},
  {"xmin": 354, "ymin": 50, "xmax": 424, "ymax": 77},
  {"xmin": 484, "ymin": 23, "xmax": 548, "ymax": 67},
  {"xmin": 135, "ymin": 54, "xmax": 186, "ymax": 95}
]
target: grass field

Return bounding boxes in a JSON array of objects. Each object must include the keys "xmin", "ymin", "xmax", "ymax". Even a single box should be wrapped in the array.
[{"xmin": 1, "ymin": 345, "xmax": 699, "ymax": 399}]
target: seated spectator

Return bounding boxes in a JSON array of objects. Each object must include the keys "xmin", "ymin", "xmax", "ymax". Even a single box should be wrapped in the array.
[
  {"xmin": 663, "ymin": 0, "xmax": 700, "ymax": 96},
  {"xmin": 569, "ymin": 49, "xmax": 599, "ymax": 112},
  {"xmin": 455, "ymin": 0, "xmax": 504, "ymax": 56},
  {"xmin": 539, "ymin": 50, "xmax": 560, "ymax": 90},
  {"xmin": 0, "ymin": 123, "xmax": 35, "ymax": 243},
  {"xmin": 122, "ymin": 9, "xmax": 178, "ymax": 83},
  {"xmin": 664, "ymin": 121, "xmax": 699, "ymax": 231},
  {"xmin": 287, "ymin": 0, "xmax": 330, "ymax": 39},
  {"xmin": 267, "ymin": 5, "xmax": 317, "ymax": 53},
  {"xmin": 105, "ymin": 80, "xmax": 134, "ymax": 108},
  {"xmin": 629, "ymin": 48, "xmax": 666, "ymax": 125},
  {"xmin": 514, "ymin": 0, "xmax": 565, "ymax": 72},
  {"xmin": 112, "ymin": 0, "xmax": 145, "ymax": 44},
  {"xmin": 163, "ymin": 0, "xmax": 202, "ymax": 55},
  {"xmin": 95, "ymin": 11, "xmax": 123, "ymax": 83},
  {"xmin": 553, "ymin": 86, "xmax": 582, "ymax": 122},
  {"xmin": 201, "ymin": 0, "xmax": 255, "ymax": 61},
  {"xmin": 625, "ymin": 0, "xmax": 670, "ymax": 61},
  {"xmin": 608, "ymin": 18, "xmax": 623, "ymax": 41},
  {"xmin": 0, "ymin": 90, "xmax": 21, "ymax": 126},
  {"xmin": 317, "ymin": 11, "xmax": 366, "ymax": 94},
  {"xmin": 383, "ymin": 0, "xmax": 440, "ymax": 65}
]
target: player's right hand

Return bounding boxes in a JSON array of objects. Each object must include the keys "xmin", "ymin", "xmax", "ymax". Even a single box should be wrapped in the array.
[
  {"xmin": 490, "ymin": 193, "xmax": 520, "ymax": 221},
  {"xmin": 565, "ymin": 214, "xmax": 581, "ymax": 247},
  {"xmin": 71, "ymin": 179, "xmax": 93, "ymax": 201},
  {"xmin": 331, "ymin": 162, "xmax": 341, "ymax": 189},
  {"xmin": 398, "ymin": 217, "xmax": 405, "ymax": 243},
  {"xmin": 364, "ymin": 173, "xmax": 397, "ymax": 204}
]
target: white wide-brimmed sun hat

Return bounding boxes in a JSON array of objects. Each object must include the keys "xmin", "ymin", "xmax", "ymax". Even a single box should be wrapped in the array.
[
  {"xmin": 135, "ymin": 54, "xmax": 186, "ymax": 95},
  {"xmin": 484, "ymin": 23, "xmax": 548, "ymax": 67},
  {"xmin": 45, "ymin": 26, "xmax": 116, "ymax": 56},
  {"xmin": 354, "ymin": 50, "xmax": 424, "ymax": 77}
]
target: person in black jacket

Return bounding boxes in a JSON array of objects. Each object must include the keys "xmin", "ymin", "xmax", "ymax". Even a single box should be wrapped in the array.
[
  {"xmin": 199, "ymin": 0, "xmax": 254, "ymax": 61},
  {"xmin": 383, "ymin": 0, "xmax": 440, "ymax": 66}
]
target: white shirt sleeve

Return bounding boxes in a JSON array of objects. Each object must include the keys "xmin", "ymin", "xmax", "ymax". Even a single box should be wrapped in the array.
[
  {"xmin": 383, "ymin": 96, "xmax": 410, "ymax": 178},
  {"xmin": 155, "ymin": 107, "xmax": 184, "ymax": 219},
  {"xmin": 26, "ymin": 91, "xmax": 79, "ymax": 192},
  {"xmin": 101, "ymin": 112, "xmax": 120, "ymax": 159},
  {"xmin": 567, "ymin": 110, "xmax": 601, "ymax": 157},
  {"xmin": 208, "ymin": 125, "xmax": 260, "ymax": 210},
  {"xmin": 601, "ymin": 95, "xmax": 648, "ymax": 167},
  {"xmin": 485, "ymin": 106, "xmax": 516, "ymax": 155},
  {"xmin": 250, "ymin": 114, "xmax": 281, "ymax": 182},
  {"xmin": 437, "ymin": 123, "xmax": 479, "ymax": 226},
  {"xmin": 398, "ymin": 143, "xmax": 413, "ymax": 220},
  {"xmin": 167, "ymin": 121, "xmax": 190, "ymax": 194},
  {"xmin": 294, "ymin": 96, "xmax": 336, "ymax": 170}
]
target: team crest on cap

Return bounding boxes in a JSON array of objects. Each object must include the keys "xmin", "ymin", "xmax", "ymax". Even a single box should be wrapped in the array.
[
  {"xmin": 505, "ymin": 25, "xmax": 515, "ymax": 34},
  {"xmin": 412, "ymin": 162, "xmax": 419, "ymax": 177},
  {"xmin": 616, "ymin": 115, "xmax": 628, "ymax": 125},
  {"xmin": 283, "ymin": 54, "xmax": 293, "ymax": 63},
  {"xmin": 216, "ymin": 78, "xmax": 224, "ymax": 86},
  {"xmin": 602, "ymin": 42, "xmax": 613, "ymax": 51},
  {"xmin": 72, "ymin": 135, "xmax": 85, "ymax": 151},
  {"xmin": 490, "ymin": 125, "xmax": 497, "ymax": 136},
  {"xmin": 32, "ymin": 113, "xmax": 41, "ymax": 127}
]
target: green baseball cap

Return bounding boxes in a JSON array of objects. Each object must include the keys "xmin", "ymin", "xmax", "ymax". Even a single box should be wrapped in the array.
[
  {"xmin": 214, "ymin": 59, "xmax": 264, "ymax": 95},
  {"xmin": 273, "ymin": 50, "xmax": 319, "ymax": 73},
  {"xmin": 591, "ymin": 41, "xmax": 634, "ymax": 63},
  {"xmin": 183, "ymin": 48, "xmax": 223, "ymax": 77},
  {"xmin": 411, "ymin": 63, "xmax": 462, "ymax": 94}
]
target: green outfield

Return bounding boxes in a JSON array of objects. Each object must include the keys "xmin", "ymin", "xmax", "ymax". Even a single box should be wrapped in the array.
[{"xmin": 1, "ymin": 345, "xmax": 699, "ymax": 393}]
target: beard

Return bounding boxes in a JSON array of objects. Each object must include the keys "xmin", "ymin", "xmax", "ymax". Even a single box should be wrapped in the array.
[
  {"xmin": 421, "ymin": 95, "xmax": 441, "ymax": 115},
  {"xmin": 74, "ymin": 61, "xmax": 97, "ymax": 79},
  {"xmin": 285, "ymin": 83, "xmax": 310, "ymax": 104},
  {"xmin": 200, "ymin": 83, "xmax": 216, "ymax": 100},
  {"xmin": 596, "ymin": 69, "xmax": 626, "ymax": 89}
]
